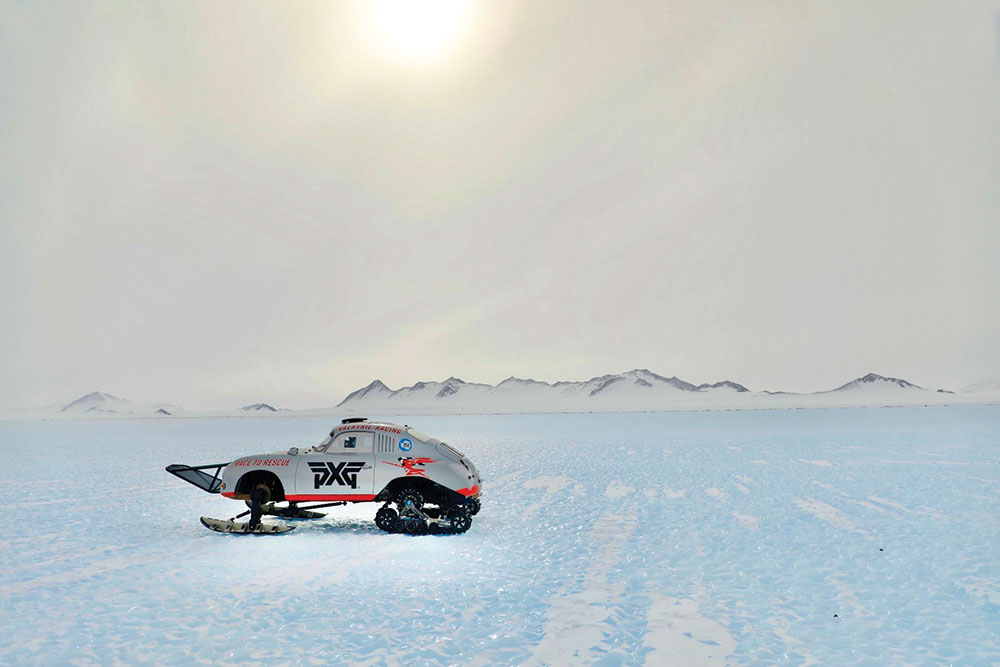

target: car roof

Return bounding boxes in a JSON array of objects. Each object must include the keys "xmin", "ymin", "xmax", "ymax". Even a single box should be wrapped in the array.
[{"xmin": 329, "ymin": 420, "xmax": 407, "ymax": 437}]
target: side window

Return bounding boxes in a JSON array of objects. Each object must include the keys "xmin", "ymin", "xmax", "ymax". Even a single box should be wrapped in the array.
[{"xmin": 329, "ymin": 432, "xmax": 373, "ymax": 453}]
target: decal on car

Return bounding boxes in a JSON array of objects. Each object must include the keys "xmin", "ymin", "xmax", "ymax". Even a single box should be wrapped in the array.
[
  {"xmin": 308, "ymin": 461, "xmax": 366, "ymax": 489},
  {"xmin": 233, "ymin": 458, "xmax": 290, "ymax": 467},
  {"xmin": 383, "ymin": 456, "xmax": 437, "ymax": 477},
  {"xmin": 398, "ymin": 438, "xmax": 413, "ymax": 452},
  {"xmin": 334, "ymin": 424, "xmax": 403, "ymax": 435}
]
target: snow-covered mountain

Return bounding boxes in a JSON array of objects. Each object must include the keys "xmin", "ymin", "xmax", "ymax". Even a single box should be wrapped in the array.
[
  {"xmin": 962, "ymin": 379, "xmax": 1000, "ymax": 395},
  {"xmin": 333, "ymin": 370, "xmax": 987, "ymax": 415},
  {"xmin": 828, "ymin": 373, "xmax": 922, "ymax": 392},
  {"xmin": 61, "ymin": 392, "xmax": 131, "ymax": 413},
  {"xmin": 340, "ymin": 380, "xmax": 394, "ymax": 403},
  {"xmin": 240, "ymin": 403, "xmax": 279, "ymax": 412},
  {"xmin": 694, "ymin": 380, "xmax": 750, "ymax": 392},
  {"xmin": 58, "ymin": 392, "xmax": 180, "ymax": 417}
]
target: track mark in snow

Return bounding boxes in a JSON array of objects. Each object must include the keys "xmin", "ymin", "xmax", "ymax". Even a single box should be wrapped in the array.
[
  {"xmin": 3, "ymin": 554, "xmax": 158, "ymax": 594},
  {"xmin": 586, "ymin": 510, "xmax": 638, "ymax": 586},
  {"xmin": 872, "ymin": 459, "xmax": 970, "ymax": 466},
  {"xmin": 827, "ymin": 575, "xmax": 868, "ymax": 618},
  {"xmin": 523, "ymin": 475, "xmax": 573, "ymax": 517},
  {"xmin": 914, "ymin": 506, "xmax": 949, "ymax": 520},
  {"xmin": 527, "ymin": 508, "xmax": 638, "ymax": 665},
  {"xmin": 734, "ymin": 484, "xmax": 750, "ymax": 495},
  {"xmin": 460, "ymin": 601, "xmax": 485, "ymax": 624},
  {"xmin": 809, "ymin": 483, "xmax": 895, "ymax": 515},
  {"xmin": 528, "ymin": 590, "xmax": 616, "ymax": 665},
  {"xmin": 968, "ymin": 476, "xmax": 1000, "ymax": 484},
  {"xmin": 524, "ymin": 475, "xmax": 571, "ymax": 494},
  {"xmin": 767, "ymin": 617, "xmax": 820, "ymax": 666},
  {"xmin": 957, "ymin": 577, "xmax": 1000, "ymax": 605},
  {"xmin": 868, "ymin": 496, "xmax": 909, "ymax": 512},
  {"xmin": 643, "ymin": 595, "xmax": 735, "ymax": 665},
  {"xmin": 664, "ymin": 487, "xmax": 687, "ymax": 499},
  {"xmin": 797, "ymin": 459, "xmax": 834, "ymax": 467},
  {"xmin": 812, "ymin": 481, "xmax": 842, "ymax": 493},
  {"xmin": 7, "ymin": 482, "xmax": 178, "ymax": 509},
  {"xmin": 732, "ymin": 512, "xmax": 759, "ymax": 530},
  {"xmin": 844, "ymin": 498, "xmax": 892, "ymax": 515},
  {"xmin": 794, "ymin": 498, "xmax": 871, "ymax": 538},
  {"xmin": 750, "ymin": 459, "xmax": 769, "ymax": 465},
  {"xmin": 604, "ymin": 480, "xmax": 633, "ymax": 499},
  {"xmin": 705, "ymin": 488, "xmax": 729, "ymax": 503},
  {"xmin": 3, "ymin": 543, "xmax": 136, "ymax": 577},
  {"xmin": 491, "ymin": 469, "xmax": 528, "ymax": 489}
]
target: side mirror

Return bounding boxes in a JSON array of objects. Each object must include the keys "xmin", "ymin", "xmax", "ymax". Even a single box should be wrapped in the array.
[{"xmin": 287, "ymin": 447, "xmax": 299, "ymax": 456}]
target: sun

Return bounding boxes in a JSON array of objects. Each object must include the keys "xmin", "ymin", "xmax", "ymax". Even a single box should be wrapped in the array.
[{"xmin": 368, "ymin": 0, "xmax": 472, "ymax": 63}]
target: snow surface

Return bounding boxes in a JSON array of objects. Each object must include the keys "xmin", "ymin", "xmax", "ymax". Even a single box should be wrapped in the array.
[{"xmin": 2, "ymin": 406, "xmax": 999, "ymax": 664}]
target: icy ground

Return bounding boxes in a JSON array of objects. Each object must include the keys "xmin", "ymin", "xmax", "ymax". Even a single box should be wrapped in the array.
[{"xmin": 2, "ymin": 407, "xmax": 998, "ymax": 665}]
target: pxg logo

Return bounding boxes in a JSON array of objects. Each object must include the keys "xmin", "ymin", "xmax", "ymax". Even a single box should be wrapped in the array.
[{"xmin": 308, "ymin": 461, "xmax": 365, "ymax": 489}]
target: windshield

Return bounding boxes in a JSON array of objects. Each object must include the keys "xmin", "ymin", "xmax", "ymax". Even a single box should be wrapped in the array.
[{"xmin": 316, "ymin": 435, "xmax": 333, "ymax": 452}]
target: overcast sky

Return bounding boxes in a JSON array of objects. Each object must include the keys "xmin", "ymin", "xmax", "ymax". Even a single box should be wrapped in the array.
[{"xmin": 2, "ymin": 1, "xmax": 998, "ymax": 409}]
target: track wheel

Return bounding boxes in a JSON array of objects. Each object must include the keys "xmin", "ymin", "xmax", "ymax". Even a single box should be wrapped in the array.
[
  {"xmin": 394, "ymin": 517, "xmax": 425, "ymax": 535},
  {"xmin": 447, "ymin": 507, "xmax": 472, "ymax": 534},
  {"xmin": 375, "ymin": 506, "xmax": 398, "ymax": 533},
  {"xmin": 396, "ymin": 488, "xmax": 424, "ymax": 513},
  {"xmin": 468, "ymin": 498, "xmax": 481, "ymax": 516}
]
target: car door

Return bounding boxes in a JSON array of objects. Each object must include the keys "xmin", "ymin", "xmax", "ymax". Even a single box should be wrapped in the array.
[{"xmin": 292, "ymin": 431, "xmax": 375, "ymax": 501}]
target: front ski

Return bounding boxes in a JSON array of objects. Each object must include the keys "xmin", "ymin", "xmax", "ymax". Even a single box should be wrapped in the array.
[{"xmin": 199, "ymin": 516, "xmax": 296, "ymax": 534}]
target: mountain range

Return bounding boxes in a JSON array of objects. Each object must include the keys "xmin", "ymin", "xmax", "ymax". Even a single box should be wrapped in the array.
[
  {"xmin": 334, "ymin": 370, "xmax": 997, "ymax": 415},
  {"xmin": 12, "ymin": 372, "xmax": 998, "ymax": 420}
]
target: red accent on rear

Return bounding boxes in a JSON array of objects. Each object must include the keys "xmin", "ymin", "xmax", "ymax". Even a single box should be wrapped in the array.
[
  {"xmin": 286, "ymin": 494, "xmax": 377, "ymax": 502},
  {"xmin": 455, "ymin": 485, "xmax": 479, "ymax": 497},
  {"xmin": 221, "ymin": 491, "xmax": 236, "ymax": 498},
  {"xmin": 383, "ymin": 457, "xmax": 437, "ymax": 477}
]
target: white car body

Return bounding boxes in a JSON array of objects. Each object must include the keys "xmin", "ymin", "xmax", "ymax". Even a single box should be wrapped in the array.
[{"xmin": 218, "ymin": 419, "xmax": 481, "ymax": 506}]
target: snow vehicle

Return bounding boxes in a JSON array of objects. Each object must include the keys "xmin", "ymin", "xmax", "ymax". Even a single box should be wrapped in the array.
[{"xmin": 166, "ymin": 418, "xmax": 482, "ymax": 535}]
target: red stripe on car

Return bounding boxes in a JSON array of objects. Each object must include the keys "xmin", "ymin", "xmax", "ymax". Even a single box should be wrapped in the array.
[{"xmin": 285, "ymin": 494, "xmax": 378, "ymax": 502}]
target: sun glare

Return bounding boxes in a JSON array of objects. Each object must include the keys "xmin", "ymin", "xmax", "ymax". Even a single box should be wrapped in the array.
[{"xmin": 368, "ymin": 0, "xmax": 472, "ymax": 63}]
